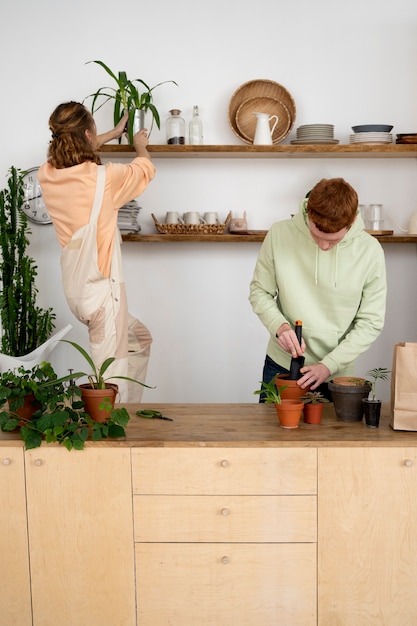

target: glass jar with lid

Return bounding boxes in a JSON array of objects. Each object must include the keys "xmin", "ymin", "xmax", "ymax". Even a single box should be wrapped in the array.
[{"xmin": 166, "ymin": 109, "xmax": 185, "ymax": 145}]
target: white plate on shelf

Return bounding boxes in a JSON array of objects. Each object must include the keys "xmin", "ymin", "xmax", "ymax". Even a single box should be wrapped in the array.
[{"xmin": 290, "ymin": 138, "xmax": 339, "ymax": 144}]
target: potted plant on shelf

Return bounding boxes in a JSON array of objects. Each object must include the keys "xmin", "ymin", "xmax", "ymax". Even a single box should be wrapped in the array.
[
  {"xmin": 301, "ymin": 391, "xmax": 330, "ymax": 424},
  {"xmin": 254, "ymin": 379, "xmax": 303, "ymax": 429},
  {"xmin": 0, "ymin": 361, "xmax": 131, "ymax": 450},
  {"xmin": 0, "ymin": 167, "xmax": 57, "ymax": 366},
  {"xmin": 362, "ymin": 367, "xmax": 391, "ymax": 428},
  {"xmin": 84, "ymin": 59, "xmax": 177, "ymax": 145},
  {"xmin": 328, "ymin": 375, "xmax": 371, "ymax": 422}
]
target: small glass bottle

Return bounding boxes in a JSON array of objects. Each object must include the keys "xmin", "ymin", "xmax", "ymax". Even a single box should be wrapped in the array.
[
  {"xmin": 166, "ymin": 109, "xmax": 185, "ymax": 145},
  {"xmin": 188, "ymin": 105, "xmax": 204, "ymax": 145}
]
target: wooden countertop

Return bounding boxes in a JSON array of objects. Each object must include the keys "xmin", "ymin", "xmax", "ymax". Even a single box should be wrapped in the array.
[{"xmin": 1, "ymin": 403, "xmax": 417, "ymax": 448}]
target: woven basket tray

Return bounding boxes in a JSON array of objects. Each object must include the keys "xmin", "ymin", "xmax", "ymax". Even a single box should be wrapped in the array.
[
  {"xmin": 228, "ymin": 79, "xmax": 296, "ymax": 145},
  {"xmin": 152, "ymin": 212, "xmax": 231, "ymax": 235}
]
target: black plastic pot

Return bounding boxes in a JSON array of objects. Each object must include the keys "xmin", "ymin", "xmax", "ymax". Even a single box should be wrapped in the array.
[
  {"xmin": 328, "ymin": 380, "xmax": 371, "ymax": 422},
  {"xmin": 362, "ymin": 398, "xmax": 382, "ymax": 428}
]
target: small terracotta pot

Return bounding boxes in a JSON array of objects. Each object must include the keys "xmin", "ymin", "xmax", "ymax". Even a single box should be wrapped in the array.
[
  {"xmin": 275, "ymin": 399, "xmax": 304, "ymax": 429},
  {"xmin": 275, "ymin": 374, "xmax": 309, "ymax": 402},
  {"xmin": 303, "ymin": 403, "xmax": 323, "ymax": 425},
  {"xmin": 79, "ymin": 383, "xmax": 119, "ymax": 423},
  {"xmin": 11, "ymin": 393, "xmax": 41, "ymax": 426}
]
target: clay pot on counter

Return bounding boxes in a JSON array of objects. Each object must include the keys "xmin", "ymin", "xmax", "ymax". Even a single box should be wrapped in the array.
[
  {"xmin": 328, "ymin": 379, "xmax": 371, "ymax": 423},
  {"xmin": 275, "ymin": 399, "xmax": 304, "ymax": 429},
  {"xmin": 79, "ymin": 383, "xmax": 119, "ymax": 423},
  {"xmin": 303, "ymin": 403, "xmax": 324, "ymax": 425},
  {"xmin": 275, "ymin": 374, "xmax": 310, "ymax": 402}
]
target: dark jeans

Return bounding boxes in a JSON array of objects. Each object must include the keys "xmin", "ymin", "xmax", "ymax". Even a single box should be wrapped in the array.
[{"xmin": 259, "ymin": 354, "xmax": 331, "ymax": 403}]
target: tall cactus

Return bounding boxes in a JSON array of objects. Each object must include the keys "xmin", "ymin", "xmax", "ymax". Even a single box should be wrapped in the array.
[{"xmin": 0, "ymin": 167, "xmax": 55, "ymax": 356}]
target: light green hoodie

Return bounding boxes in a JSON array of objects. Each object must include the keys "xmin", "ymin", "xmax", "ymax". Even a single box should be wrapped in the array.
[{"xmin": 249, "ymin": 205, "xmax": 387, "ymax": 378}]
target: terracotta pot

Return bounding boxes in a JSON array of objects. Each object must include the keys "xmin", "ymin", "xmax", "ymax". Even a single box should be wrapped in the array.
[
  {"xmin": 328, "ymin": 380, "xmax": 371, "ymax": 422},
  {"xmin": 79, "ymin": 383, "xmax": 119, "ymax": 423},
  {"xmin": 303, "ymin": 403, "xmax": 323, "ymax": 425},
  {"xmin": 275, "ymin": 399, "xmax": 304, "ymax": 429},
  {"xmin": 11, "ymin": 393, "xmax": 41, "ymax": 426},
  {"xmin": 275, "ymin": 374, "xmax": 309, "ymax": 402}
]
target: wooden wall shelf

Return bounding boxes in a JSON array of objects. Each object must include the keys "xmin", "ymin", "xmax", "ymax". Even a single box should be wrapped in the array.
[
  {"xmin": 121, "ymin": 232, "xmax": 417, "ymax": 244},
  {"xmin": 102, "ymin": 144, "xmax": 417, "ymax": 159}
]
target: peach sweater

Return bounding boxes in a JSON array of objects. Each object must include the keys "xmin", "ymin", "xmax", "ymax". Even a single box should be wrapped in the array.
[{"xmin": 38, "ymin": 157, "xmax": 155, "ymax": 277}]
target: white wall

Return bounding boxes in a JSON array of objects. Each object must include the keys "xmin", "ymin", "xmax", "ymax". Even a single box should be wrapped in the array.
[{"xmin": 1, "ymin": 0, "xmax": 417, "ymax": 402}]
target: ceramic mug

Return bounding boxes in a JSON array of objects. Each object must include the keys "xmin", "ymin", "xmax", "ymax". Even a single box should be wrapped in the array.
[
  {"xmin": 165, "ymin": 211, "xmax": 184, "ymax": 224},
  {"xmin": 368, "ymin": 204, "xmax": 384, "ymax": 231},
  {"xmin": 183, "ymin": 211, "xmax": 205, "ymax": 224},
  {"xmin": 204, "ymin": 211, "xmax": 220, "ymax": 224}
]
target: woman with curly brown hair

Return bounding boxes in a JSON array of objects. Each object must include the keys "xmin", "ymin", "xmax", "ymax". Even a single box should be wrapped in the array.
[{"xmin": 38, "ymin": 101, "xmax": 155, "ymax": 402}]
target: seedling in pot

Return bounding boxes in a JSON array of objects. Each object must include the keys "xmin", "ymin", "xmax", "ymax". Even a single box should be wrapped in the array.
[{"xmin": 366, "ymin": 367, "xmax": 391, "ymax": 401}]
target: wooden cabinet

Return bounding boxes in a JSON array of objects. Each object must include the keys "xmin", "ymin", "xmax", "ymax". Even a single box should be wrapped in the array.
[
  {"xmin": 132, "ymin": 447, "xmax": 317, "ymax": 625},
  {"xmin": 25, "ymin": 447, "xmax": 136, "ymax": 626},
  {"xmin": 0, "ymin": 447, "xmax": 32, "ymax": 626},
  {"xmin": 318, "ymin": 447, "xmax": 417, "ymax": 626},
  {"xmin": 3, "ymin": 404, "xmax": 417, "ymax": 625}
]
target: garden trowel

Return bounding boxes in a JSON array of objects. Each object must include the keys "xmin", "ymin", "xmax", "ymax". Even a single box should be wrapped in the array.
[{"xmin": 288, "ymin": 320, "xmax": 305, "ymax": 380}]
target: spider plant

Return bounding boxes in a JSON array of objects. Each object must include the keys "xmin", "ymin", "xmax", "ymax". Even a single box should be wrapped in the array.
[
  {"xmin": 44, "ymin": 339, "xmax": 155, "ymax": 391},
  {"xmin": 253, "ymin": 379, "xmax": 288, "ymax": 404}
]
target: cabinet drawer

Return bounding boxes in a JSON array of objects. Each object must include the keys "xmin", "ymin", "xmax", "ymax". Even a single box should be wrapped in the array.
[
  {"xmin": 134, "ymin": 494, "xmax": 316, "ymax": 542},
  {"xmin": 131, "ymin": 447, "xmax": 317, "ymax": 495},
  {"xmin": 136, "ymin": 543, "xmax": 316, "ymax": 626}
]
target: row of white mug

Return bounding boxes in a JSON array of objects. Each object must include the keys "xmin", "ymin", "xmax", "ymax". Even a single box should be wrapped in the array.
[{"xmin": 165, "ymin": 211, "xmax": 221, "ymax": 225}]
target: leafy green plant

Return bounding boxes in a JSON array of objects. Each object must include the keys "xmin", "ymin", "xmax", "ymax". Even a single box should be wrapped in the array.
[
  {"xmin": 253, "ymin": 378, "xmax": 288, "ymax": 404},
  {"xmin": 0, "ymin": 361, "xmax": 131, "ymax": 451},
  {"xmin": 301, "ymin": 391, "xmax": 330, "ymax": 405},
  {"xmin": 366, "ymin": 367, "xmax": 391, "ymax": 401},
  {"xmin": 84, "ymin": 60, "xmax": 177, "ymax": 144},
  {"xmin": 0, "ymin": 167, "xmax": 55, "ymax": 356}
]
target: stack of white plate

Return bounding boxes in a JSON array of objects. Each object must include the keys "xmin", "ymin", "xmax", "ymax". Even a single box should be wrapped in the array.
[
  {"xmin": 349, "ymin": 132, "xmax": 392, "ymax": 144},
  {"xmin": 118, "ymin": 199, "xmax": 142, "ymax": 234},
  {"xmin": 290, "ymin": 124, "xmax": 339, "ymax": 145}
]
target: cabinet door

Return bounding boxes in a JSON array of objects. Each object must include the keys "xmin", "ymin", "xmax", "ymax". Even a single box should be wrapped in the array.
[
  {"xmin": 25, "ymin": 447, "xmax": 136, "ymax": 626},
  {"xmin": 136, "ymin": 543, "xmax": 316, "ymax": 626},
  {"xmin": 318, "ymin": 447, "xmax": 417, "ymax": 626},
  {"xmin": 0, "ymin": 447, "xmax": 32, "ymax": 626}
]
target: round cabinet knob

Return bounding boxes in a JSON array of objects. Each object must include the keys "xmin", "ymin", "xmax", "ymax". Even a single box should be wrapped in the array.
[
  {"xmin": 34, "ymin": 459, "xmax": 43, "ymax": 467},
  {"xmin": 220, "ymin": 459, "xmax": 229, "ymax": 468},
  {"xmin": 221, "ymin": 508, "xmax": 230, "ymax": 516},
  {"xmin": 404, "ymin": 459, "xmax": 413, "ymax": 467},
  {"xmin": 222, "ymin": 556, "xmax": 230, "ymax": 565},
  {"xmin": 2, "ymin": 458, "xmax": 11, "ymax": 466}
]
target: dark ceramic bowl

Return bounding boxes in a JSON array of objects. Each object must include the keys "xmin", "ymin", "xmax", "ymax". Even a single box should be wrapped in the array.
[{"xmin": 352, "ymin": 124, "xmax": 393, "ymax": 133}]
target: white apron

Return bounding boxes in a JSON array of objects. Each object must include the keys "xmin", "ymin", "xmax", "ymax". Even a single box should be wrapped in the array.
[{"xmin": 60, "ymin": 165, "xmax": 152, "ymax": 402}]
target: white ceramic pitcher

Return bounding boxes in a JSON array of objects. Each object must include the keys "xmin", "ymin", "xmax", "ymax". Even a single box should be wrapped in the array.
[{"xmin": 253, "ymin": 112, "xmax": 279, "ymax": 145}]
